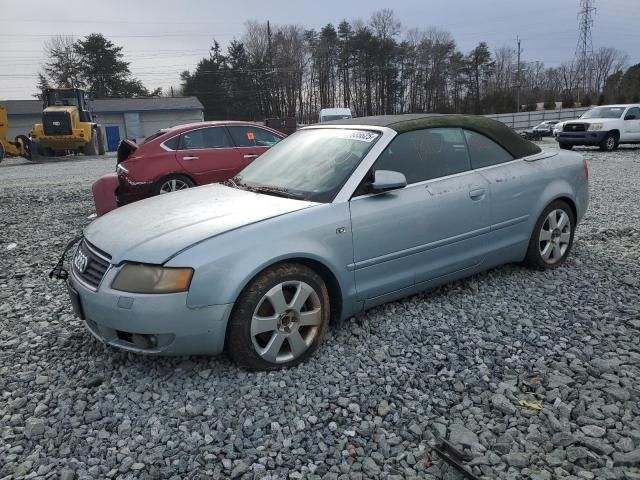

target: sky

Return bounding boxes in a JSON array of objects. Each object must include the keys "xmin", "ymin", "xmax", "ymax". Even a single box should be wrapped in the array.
[{"xmin": 1, "ymin": 0, "xmax": 639, "ymax": 100}]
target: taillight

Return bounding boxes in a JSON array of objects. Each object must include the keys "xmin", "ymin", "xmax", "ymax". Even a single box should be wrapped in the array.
[{"xmin": 583, "ymin": 159, "xmax": 589, "ymax": 181}]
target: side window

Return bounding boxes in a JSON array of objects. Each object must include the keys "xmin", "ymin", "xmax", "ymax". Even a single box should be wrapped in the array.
[
  {"xmin": 464, "ymin": 130, "xmax": 513, "ymax": 169},
  {"xmin": 163, "ymin": 135, "xmax": 180, "ymax": 150},
  {"xmin": 626, "ymin": 107, "xmax": 640, "ymax": 119},
  {"xmin": 228, "ymin": 126, "xmax": 283, "ymax": 147},
  {"xmin": 375, "ymin": 128, "xmax": 471, "ymax": 184},
  {"xmin": 179, "ymin": 127, "xmax": 231, "ymax": 150}
]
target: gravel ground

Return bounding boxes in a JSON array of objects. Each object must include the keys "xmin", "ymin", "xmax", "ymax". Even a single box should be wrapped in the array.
[{"xmin": 1, "ymin": 143, "xmax": 639, "ymax": 480}]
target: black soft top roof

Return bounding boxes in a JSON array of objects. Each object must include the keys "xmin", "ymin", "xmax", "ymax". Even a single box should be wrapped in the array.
[{"xmin": 325, "ymin": 114, "xmax": 542, "ymax": 158}]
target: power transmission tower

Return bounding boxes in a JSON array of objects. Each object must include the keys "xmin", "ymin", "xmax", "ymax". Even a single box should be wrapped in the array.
[
  {"xmin": 575, "ymin": 0, "xmax": 596, "ymax": 95},
  {"xmin": 516, "ymin": 36, "xmax": 522, "ymax": 113}
]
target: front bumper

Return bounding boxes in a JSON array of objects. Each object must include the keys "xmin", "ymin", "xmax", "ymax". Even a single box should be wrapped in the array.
[
  {"xmin": 556, "ymin": 131, "xmax": 607, "ymax": 146},
  {"xmin": 69, "ymin": 268, "xmax": 233, "ymax": 355}
]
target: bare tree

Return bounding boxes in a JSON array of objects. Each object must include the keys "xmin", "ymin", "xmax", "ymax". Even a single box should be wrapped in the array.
[
  {"xmin": 39, "ymin": 35, "xmax": 83, "ymax": 90},
  {"xmin": 369, "ymin": 9, "xmax": 401, "ymax": 40},
  {"xmin": 590, "ymin": 47, "xmax": 628, "ymax": 94}
]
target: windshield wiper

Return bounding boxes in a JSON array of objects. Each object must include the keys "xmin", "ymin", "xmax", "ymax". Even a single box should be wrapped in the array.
[
  {"xmin": 224, "ymin": 177, "xmax": 304, "ymax": 200},
  {"xmin": 249, "ymin": 184, "xmax": 305, "ymax": 200}
]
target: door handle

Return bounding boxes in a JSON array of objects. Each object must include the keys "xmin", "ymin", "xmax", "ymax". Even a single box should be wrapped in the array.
[
  {"xmin": 243, "ymin": 154, "xmax": 258, "ymax": 159},
  {"xmin": 469, "ymin": 188, "xmax": 486, "ymax": 200},
  {"xmin": 182, "ymin": 156, "xmax": 199, "ymax": 161}
]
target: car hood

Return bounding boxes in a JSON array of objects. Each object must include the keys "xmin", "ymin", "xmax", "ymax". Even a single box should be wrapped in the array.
[{"xmin": 84, "ymin": 184, "xmax": 317, "ymax": 264}]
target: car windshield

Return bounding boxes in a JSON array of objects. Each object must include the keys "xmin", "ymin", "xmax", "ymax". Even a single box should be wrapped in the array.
[
  {"xmin": 581, "ymin": 107, "xmax": 625, "ymax": 119},
  {"xmin": 534, "ymin": 123, "xmax": 549, "ymax": 128},
  {"xmin": 231, "ymin": 128, "xmax": 380, "ymax": 203},
  {"xmin": 45, "ymin": 91, "xmax": 79, "ymax": 107}
]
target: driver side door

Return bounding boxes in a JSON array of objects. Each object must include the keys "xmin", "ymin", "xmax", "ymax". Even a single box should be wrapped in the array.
[{"xmin": 348, "ymin": 128, "xmax": 491, "ymax": 303}]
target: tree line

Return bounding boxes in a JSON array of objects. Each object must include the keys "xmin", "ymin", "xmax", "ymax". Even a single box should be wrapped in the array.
[{"xmin": 38, "ymin": 10, "xmax": 639, "ymax": 121}]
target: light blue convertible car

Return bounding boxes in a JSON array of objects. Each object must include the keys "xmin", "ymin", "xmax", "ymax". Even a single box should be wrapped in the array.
[{"xmin": 66, "ymin": 115, "xmax": 589, "ymax": 369}]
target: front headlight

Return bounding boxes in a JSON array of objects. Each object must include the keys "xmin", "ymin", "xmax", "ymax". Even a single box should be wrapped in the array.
[
  {"xmin": 112, "ymin": 263, "xmax": 193, "ymax": 294},
  {"xmin": 588, "ymin": 123, "xmax": 603, "ymax": 131}
]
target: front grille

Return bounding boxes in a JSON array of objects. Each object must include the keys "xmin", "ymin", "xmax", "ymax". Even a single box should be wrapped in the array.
[
  {"xmin": 43, "ymin": 111, "xmax": 72, "ymax": 135},
  {"xmin": 72, "ymin": 239, "xmax": 111, "ymax": 290},
  {"xmin": 563, "ymin": 122, "xmax": 588, "ymax": 132}
]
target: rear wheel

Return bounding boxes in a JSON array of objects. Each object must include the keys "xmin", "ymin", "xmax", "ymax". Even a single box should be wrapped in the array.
[
  {"xmin": 524, "ymin": 200, "xmax": 575, "ymax": 269},
  {"xmin": 153, "ymin": 174, "xmax": 195, "ymax": 195},
  {"xmin": 84, "ymin": 131, "xmax": 99, "ymax": 156},
  {"xmin": 599, "ymin": 132, "xmax": 618, "ymax": 152},
  {"xmin": 97, "ymin": 130, "xmax": 106, "ymax": 155},
  {"xmin": 559, "ymin": 143, "xmax": 573, "ymax": 150},
  {"xmin": 226, "ymin": 263, "xmax": 330, "ymax": 370}
]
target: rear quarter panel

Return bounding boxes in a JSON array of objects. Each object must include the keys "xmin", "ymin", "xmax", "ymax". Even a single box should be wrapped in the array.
[
  {"xmin": 527, "ymin": 150, "xmax": 589, "ymax": 228},
  {"xmin": 123, "ymin": 144, "xmax": 184, "ymax": 184}
]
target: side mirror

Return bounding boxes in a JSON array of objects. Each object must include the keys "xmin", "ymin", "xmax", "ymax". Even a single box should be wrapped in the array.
[
  {"xmin": 371, "ymin": 170, "xmax": 407, "ymax": 192},
  {"xmin": 625, "ymin": 114, "xmax": 637, "ymax": 120}
]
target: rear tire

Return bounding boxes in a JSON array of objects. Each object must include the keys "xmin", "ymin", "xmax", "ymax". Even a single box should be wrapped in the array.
[
  {"xmin": 524, "ymin": 200, "xmax": 576, "ymax": 269},
  {"xmin": 599, "ymin": 132, "xmax": 618, "ymax": 152},
  {"xmin": 153, "ymin": 174, "xmax": 195, "ymax": 195},
  {"xmin": 84, "ymin": 131, "xmax": 99, "ymax": 156},
  {"xmin": 559, "ymin": 143, "xmax": 573, "ymax": 150},
  {"xmin": 226, "ymin": 262, "xmax": 330, "ymax": 370},
  {"xmin": 97, "ymin": 130, "xmax": 106, "ymax": 155}
]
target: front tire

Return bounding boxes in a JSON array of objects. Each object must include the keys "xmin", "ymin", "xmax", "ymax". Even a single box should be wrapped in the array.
[
  {"xmin": 524, "ymin": 200, "xmax": 575, "ymax": 269},
  {"xmin": 599, "ymin": 132, "xmax": 618, "ymax": 152},
  {"xmin": 226, "ymin": 263, "xmax": 330, "ymax": 370}
]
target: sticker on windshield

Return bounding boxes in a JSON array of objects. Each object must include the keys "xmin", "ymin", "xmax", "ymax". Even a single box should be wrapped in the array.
[
  {"xmin": 336, "ymin": 130, "xmax": 378, "ymax": 142},
  {"xmin": 247, "ymin": 132, "xmax": 255, "ymax": 140}
]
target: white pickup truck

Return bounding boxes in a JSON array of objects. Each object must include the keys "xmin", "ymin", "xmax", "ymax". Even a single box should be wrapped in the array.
[{"xmin": 556, "ymin": 104, "xmax": 640, "ymax": 151}]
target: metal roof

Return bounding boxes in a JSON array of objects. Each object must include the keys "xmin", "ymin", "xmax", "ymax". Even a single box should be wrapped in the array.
[
  {"xmin": 327, "ymin": 114, "xmax": 542, "ymax": 158},
  {"xmin": 1, "ymin": 96, "xmax": 204, "ymax": 115}
]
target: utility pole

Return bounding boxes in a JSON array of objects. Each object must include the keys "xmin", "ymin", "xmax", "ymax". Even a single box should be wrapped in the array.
[
  {"xmin": 267, "ymin": 20, "xmax": 276, "ymax": 117},
  {"xmin": 575, "ymin": 0, "xmax": 596, "ymax": 97},
  {"xmin": 516, "ymin": 35, "xmax": 522, "ymax": 113}
]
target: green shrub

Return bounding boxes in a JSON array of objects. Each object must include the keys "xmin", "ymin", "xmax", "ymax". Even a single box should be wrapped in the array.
[
  {"xmin": 543, "ymin": 100, "xmax": 556, "ymax": 110},
  {"xmin": 580, "ymin": 95, "xmax": 592, "ymax": 107},
  {"xmin": 597, "ymin": 94, "xmax": 605, "ymax": 105}
]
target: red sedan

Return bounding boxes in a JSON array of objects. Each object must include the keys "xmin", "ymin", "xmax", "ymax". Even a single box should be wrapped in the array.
[{"xmin": 92, "ymin": 121, "xmax": 285, "ymax": 216}]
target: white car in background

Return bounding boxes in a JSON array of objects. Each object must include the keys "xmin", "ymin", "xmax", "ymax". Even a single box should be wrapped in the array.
[{"xmin": 319, "ymin": 108, "xmax": 352, "ymax": 123}]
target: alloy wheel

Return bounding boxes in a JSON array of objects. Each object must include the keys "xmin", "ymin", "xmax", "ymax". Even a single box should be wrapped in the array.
[
  {"xmin": 538, "ymin": 208, "xmax": 571, "ymax": 264},
  {"xmin": 159, "ymin": 178, "xmax": 190, "ymax": 194},
  {"xmin": 250, "ymin": 280, "xmax": 322, "ymax": 364}
]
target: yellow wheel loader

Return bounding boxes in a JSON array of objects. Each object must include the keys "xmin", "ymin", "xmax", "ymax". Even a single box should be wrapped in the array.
[
  {"xmin": 30, "ymin": 88, "xmax": 105, "ymax": 158},
  {"xmin": 0, "ymin": 104, "xmax": 32, "ymax": 162}
]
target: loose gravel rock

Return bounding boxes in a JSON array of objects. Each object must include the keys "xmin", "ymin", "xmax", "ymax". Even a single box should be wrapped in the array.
[{"xmin": 1, "ymin": 144, "xmax": 640, "ymax": 479}]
